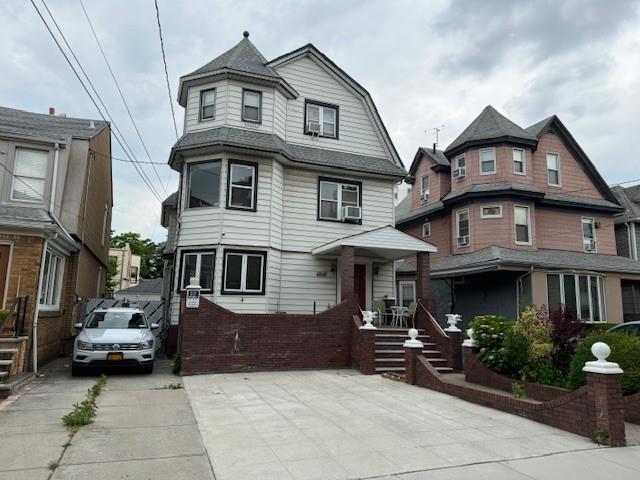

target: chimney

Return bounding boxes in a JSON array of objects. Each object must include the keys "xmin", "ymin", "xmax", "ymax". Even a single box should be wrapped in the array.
[
  {"xmin": 432, "ymin": 143, "xmax": 436, "ymax": 154},
  {"xmin": 48, "ymin": 107, "xmax": 55, "ymax": 115}
]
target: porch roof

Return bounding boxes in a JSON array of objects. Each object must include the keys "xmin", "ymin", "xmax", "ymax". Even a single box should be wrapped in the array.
[{"xmin": 311, "ymin": 225, "xmax": 437, "ymax": 260}]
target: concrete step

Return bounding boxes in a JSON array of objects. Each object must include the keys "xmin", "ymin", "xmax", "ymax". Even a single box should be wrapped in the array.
[
  {"xmin": 0, "ymin": 360, "xmax": 13, "ymax": 366},
  {"xmin": 375, "ymin": 366, "xmax": 405, "ymax": 372},
  {"xmin": 375, "ymin": 342, "xmax": 437, "ymax": 348},
  {"xmin": 0, "ymin": 371, "xmax": 8, "ymax": 379},
  {"xmin": 375, "ymin": 349, "xmax": 441, "ymax": 355},
  {"xmin": 375, "ymin": 358, "xmax": 405, "ymax": 363},
  {"xmin": 374, "ymin": 328, "xmax": 425, "ymax": 333},
  {"xmin": 375, "ymin": 334, "xmax": 430, "ymax": 339},
  {"xmin": 0, "ymin": 349, "xmax": 18, "ymax": 354}
]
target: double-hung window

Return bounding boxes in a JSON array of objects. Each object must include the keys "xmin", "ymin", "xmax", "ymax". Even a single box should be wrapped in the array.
[
  {"xmin": 456, "ymin": 209, "xmax": 470, "ymax": 246},
  {"xmin": 222, "ymin": 250, "xmax": 266, "ymax": 294},
  {"xmin": 479, "ymin": 147, "xmax": 496, "ymax": 175},
  {"xmin": 453, "ymin": 154, "xmax": 466, "ymax": 179},
  {"xmin": 12, "ymin": 148, "xmax": 48, "ymax": 202},
  {"xmin": 514, "ymin": 206, "xmax": 531, "ymax": 244},
  {"xmin": 420, "ymin": 174, "xmax": 430, "ymax": 202},
  {"xmin": 422, "ymin": 221, "xmax": 431, "ymax": 237},
  {"xmin": 305, "ymin": 101, "xmax": 338, "ymax": 138},
  {"xmin": 186, "ymin": 161, "xmax": 221, "ymax": 208},
  {"xmin": 318, "ymin": 178, "xmax": 361, "ymax": 222},
  {"xmin": 242, "ymin": 89, "xmax": 262, "ymax": 123},
  {"xmin": 547, "ymin": 273, "xmax": 605, "ymax": 322},
  {"xmin": 227, "ymin": 161, "xmax": 257, "ymax": 210},
  {"xmin": 180, "ymin": 251, "xmax": 215, "ymax": 292},
  {"xmin": 39, "ymin": 249, "xmax": 64, "ymax": 309},
  {"xmin": 547, "ymin": 153, "xmax": 560, "ymax": 186},
  {"xmin": 199, "ymin": 88, "xmax": 216, "ymax": 121},
  {"xmin": 582, "ymin": 218, "xmax": 597, "ymax": 252},
  {"xmin": 398, "ymin": 281, "xmax": 416, "ymax": 309},
  {"xmin": 130, "ymin": 266, "xmax": 139, "ymax": 284},
  {"xmin": 513, "ymin": 148, "xmax": 525, "ymax": 175}
]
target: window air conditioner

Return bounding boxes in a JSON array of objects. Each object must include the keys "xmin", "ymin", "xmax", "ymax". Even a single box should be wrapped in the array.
[
  {"xmin": 307, "ymin": 121, "xmax": 321, "ymax": 135},
  {"xmin": 420, "ymin": 191, "xmax": 429, "ymax": 202},
  {"xmin": 457, "ymin": 235, "xmax": 469, "ymax": 246},
  {"xmin": 342, "ymin": 206, "xmax": 361, "ymax": 222},
  {"xmin": 585, "ymin": 240, "xmax": 597, "ymax": 252},
  {"xmin": 453, "ymin": 167, "xmax": 466, "ymax": 179}
]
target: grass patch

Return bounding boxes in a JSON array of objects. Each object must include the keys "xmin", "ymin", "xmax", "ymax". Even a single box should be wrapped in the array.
[
  {"xmin": 162, "ymin": 383, "xmax": 183, "ymax": 390},
  {"xmin": 62, "ymin": 375, "xmax": 107, "ymax": 429},
  {"xmin": 172, "ymin": 353, "xmax": 181, "ymax": 375},
  {"xmin": 48, "ymin": 461, "xmax": 58, "ymax": 471}
]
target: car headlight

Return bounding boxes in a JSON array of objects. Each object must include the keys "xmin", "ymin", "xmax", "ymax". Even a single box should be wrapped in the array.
[
  {"xmin": 140, "ymin": 340, "xmax": 154, "ymax": 349},
  {"xmin": 76, "ymin": 341, "xmax": 93, "ymax": 350}
]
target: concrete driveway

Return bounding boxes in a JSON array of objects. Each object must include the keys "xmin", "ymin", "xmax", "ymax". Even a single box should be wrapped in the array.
[
  {"xmin": 0, "ymin": 359, "xmax": 214, "ymax": 480},
  {"xmin": 184, "ymin": 369, "xmax": 640, "ymax": 480}
]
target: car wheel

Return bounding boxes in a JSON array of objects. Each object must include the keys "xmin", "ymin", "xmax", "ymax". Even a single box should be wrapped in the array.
[
  {"xmin": 71, "ymin": 363, "xmax": 83, "ymax": 377},
  {"xmin": 142, "ymin": 363, "xmax": 154, "ymax": 374}
]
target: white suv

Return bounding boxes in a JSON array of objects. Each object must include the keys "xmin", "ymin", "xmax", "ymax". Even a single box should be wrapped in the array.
[{"xmin": 72, "ymin": 307, "xmax": 158, "ymax": 375}]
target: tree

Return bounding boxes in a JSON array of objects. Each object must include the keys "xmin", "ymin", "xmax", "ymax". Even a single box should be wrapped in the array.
[{"xmin": 110, "ymin": 232, "xmax": 163, "ymax": 279}]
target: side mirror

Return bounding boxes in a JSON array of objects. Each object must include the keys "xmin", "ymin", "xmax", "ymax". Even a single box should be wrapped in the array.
[
  {"xmin": 150, "ymin": 323, "xmax": 160, "ymax": 330},
  {"xmin": 74, "ymin": 322, "xmax": 83, "ymax": 329}
]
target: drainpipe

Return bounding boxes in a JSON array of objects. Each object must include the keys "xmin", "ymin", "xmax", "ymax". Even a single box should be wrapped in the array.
[
  {"xmin": 33, "ymin": 237, "xmax": 49, "ymax": 375},
  {"xmin": 631, "ymin": 223, "xmax": 638, "ymax": 261},
  {"xmin": 49, "ymin": 143, "xmax": 60, "ymax": 213}
]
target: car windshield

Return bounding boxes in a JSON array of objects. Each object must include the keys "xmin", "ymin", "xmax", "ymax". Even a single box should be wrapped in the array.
[{"xmin": 85, "ymin": 311, "xmax": 148, "ymax": 329}]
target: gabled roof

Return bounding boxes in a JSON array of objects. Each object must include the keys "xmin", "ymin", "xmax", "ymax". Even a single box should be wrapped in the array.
[
  {"xmin": 267, "ymin": 43, "xmax": 403, "ymax": 169},
  {"xmin": 612, "ymin": 185, "xmax": 640, "ymax": 223},
  {"xmin": 524, "ymin": 115, "xmax": 619, "ymax": 205},
  {"xmin": 445, "ymin": 106, "xmax": 537, "ymax": 155},
  {"xmin": 430, "ymin": 246, "xmax": 640, "ymax": 278},
  {"xmin": 169, "ymin": 127, "xmax": 406, "ymax": 177},
  {"xmin": 116, "ymin": 278, "xmax": 162, "ymax": 295},
  {"xmin": 407, "ymin": 147, "xmax": 450, "ymax": 179},
  {"xmin": 0, "ymin": 106, "xmax": 107, "ymax": 144},
  {"xmin": 178, "ymin": 33, "xmax": 298, "ymax": 106}
]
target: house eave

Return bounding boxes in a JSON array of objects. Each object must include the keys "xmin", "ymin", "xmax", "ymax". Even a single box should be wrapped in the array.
[{"xmin": 444, "ymin": 136, "xmax": 538, "ymax": 158}]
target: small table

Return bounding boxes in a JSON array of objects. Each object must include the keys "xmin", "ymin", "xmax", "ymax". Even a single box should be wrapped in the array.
[{"xmin": 390, "ymin": 306, "xmax": 408, "ymax": 328}]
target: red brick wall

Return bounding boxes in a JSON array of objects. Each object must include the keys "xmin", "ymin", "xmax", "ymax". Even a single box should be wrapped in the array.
[
  {"xmin": 179, "ymin": 297, "xmax": 360, "ymax": 374},
  {"xmin": 624, "ymin": 392, "xmax": 640, "ymax": 424},
  {"xmin": 404, "ymin": 215, "xmax": 450, "ymax": 259},
  {"xmin": 350, "ymin": 315, "xmax": 376, "ymax": 374},
  {"xmin": 411, "ymin": 155, "xmax": 448, "ymax": 208}
]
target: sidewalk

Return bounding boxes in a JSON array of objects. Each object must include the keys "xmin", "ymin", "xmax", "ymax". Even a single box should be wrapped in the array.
[{"xmin": 0, "ymin": 358, "xmax": 214, "ymax": 480}]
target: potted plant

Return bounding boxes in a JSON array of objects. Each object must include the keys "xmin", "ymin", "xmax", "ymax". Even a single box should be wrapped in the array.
[{"xmin": 0, "ymin": 309, "xmax": 14, "ymax": 337}]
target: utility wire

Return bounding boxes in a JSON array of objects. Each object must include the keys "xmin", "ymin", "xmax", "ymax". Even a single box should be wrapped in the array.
[
  {"xmin": 78, "ymin": 0, "xmax": 168, "ymax": 195},
  {"xmin": 154, "ymin": 0, "xmax": 179, "ymax": 141},
  {"xmin": 31, "ymin": 0, "xmax": 163, "ymax": 203}
]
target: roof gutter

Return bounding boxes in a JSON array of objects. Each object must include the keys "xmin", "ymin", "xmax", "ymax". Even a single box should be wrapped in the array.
[{"xmin": 49, "ymin": 143, "xmax": 60, "ymax": 213}]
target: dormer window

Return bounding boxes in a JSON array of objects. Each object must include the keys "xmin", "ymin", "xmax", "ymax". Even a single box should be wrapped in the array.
[
  {"xmin": 420, "ymin": 174, "xmax": 430, "ymax": 203},
  {"xmin": 199, "ymin": 88, "xmax": 216, "ymax": 121},
  {"xmin": 242, "ymin": 89, "xmax": 262, "ymax": 123},
  {"xmin": 479, "ymin": 147, "xmax": 496, "ymax": 175},
  {"xmin": 12, "ymin": 148, "xmax": 48, "ymax": 202},
  {"xmin": 305, "ymin": 100, "xmax": 338, "ymax": 138}
]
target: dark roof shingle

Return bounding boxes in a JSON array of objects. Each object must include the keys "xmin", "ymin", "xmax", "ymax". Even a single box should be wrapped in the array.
[{"xmin": 612, "ymin": 185, "xmax": 640, "ymax": 222}]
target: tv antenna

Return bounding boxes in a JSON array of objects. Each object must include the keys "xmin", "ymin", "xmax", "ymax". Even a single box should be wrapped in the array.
[{"xmin": 425, "ymin": 125, "xmax": 446, "ymax": 147}]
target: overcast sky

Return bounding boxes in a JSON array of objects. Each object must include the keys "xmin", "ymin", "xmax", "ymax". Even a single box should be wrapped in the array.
[{"xmin": 1, "ymin": 0, "xmax": 639, "ymax": 242}]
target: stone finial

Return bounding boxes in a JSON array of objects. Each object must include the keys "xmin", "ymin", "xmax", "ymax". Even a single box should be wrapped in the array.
[
  {"xmin": 404, "ymin": 328, "xmax": 424, "ymax": 348},
  {"xmin": 359, "ymin": 311, "xmax": 377, "ymax": 330},
  {"xmin": 582, "ymin": 341, "xmax": 623, "ymax": 374},
  {"xmin": 444, "ymin": 314, "xmax": 462, "ymax": 332},
  {"xmin": 462, "ymin": 328, "xmax": 478, "ymax": 347},
  {"xmin": 243, "ymin": 31, "xmax": 250, "ymax": 38}
]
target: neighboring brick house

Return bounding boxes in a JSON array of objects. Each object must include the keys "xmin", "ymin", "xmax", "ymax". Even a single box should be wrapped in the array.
[
  {"xmin": 396, "ymin": 106, "xmax": 640, "ymax": 326},
  {"xmin": 0, "ymin": 106, "xmax": 112, "ymax": 375},
  {"xmin": 612, "ymin": 184, "xmax": 640, "ymax": 321}
]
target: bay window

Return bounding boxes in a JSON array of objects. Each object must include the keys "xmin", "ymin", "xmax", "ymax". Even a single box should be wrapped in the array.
[
  {"xmin": 227, "ymin": 161, "xmax": 257, "ymax": 210},
  {"xmin": 514, "ymin": 206, "xmax": 531, "ymax": 244},
  {"xmin": 318, "ymin": 177, "xmax": 361, "ymax": 222},
  {"xmin": 180, "ymin": 251, "xmax": 215, "ymax": 291},
  {"xmin": 305, "ymin": 100, "xmax": 338, "ymax": 138},
  {"xmin": 39, "ymin": 249, "xmax": 64, "ymax": 309},
  {"xmin": 199, "ymin": 88, "xmax": 216, "ymax": 121},
  {"xmin": 186, "ymin": 161, "xmax": 221, "ymax": 208},
  {"xmin": 547, "ymin": 273, "xmax": 605, "ymax": 322},
  {"xmin": 513, "ymin": 148, "xmax": 525, "ymax": 175},
  {"xmin": 222, "ymin": 250, "xmax": 266, "ymax": 294},
  {"xmin": 479, "ymin": 147, "xmax": 496, "ymax": 175},
  {"xmin": 12, "ymin": 148, "xmax": 48, "ymax": 202}
]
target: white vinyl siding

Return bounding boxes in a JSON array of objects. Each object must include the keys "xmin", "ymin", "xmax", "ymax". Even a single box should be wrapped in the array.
[
  {"xmin": 184, "ymin": 81, "xmax": 228, "ymax": 132},
  {"xmin": 12, "ymin": 148, "xmax": 48, "ymax": 202},
  {"xmin": 274, "ymin": 56, "xmax": 387, "ymax": 157}
]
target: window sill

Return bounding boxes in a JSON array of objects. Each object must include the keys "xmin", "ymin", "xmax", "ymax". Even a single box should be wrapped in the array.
[
  {"xmin": 226, "ymin": 205, "xmax": 256, "ymax": 212},
  {"xmin": 515, "ymin": 242, "xmax": 532, "ymax": 246},
  {"xmin": 242, "ymin": 120, "xmax": 262, "ymax": 127},
  {"xmin": 317, "ymin": 217, "xmax": 362, "ymax": 225},
  {"xmin": 480, "ymin": 172, "xmax": 497, "ymax": 176},
  {"xmin": 183, "ymin": 205, "xmax": 221, "ymax": 211},
  {"xmin": 514, "ymin": 172, "xmax": 526, "ymax": 176},
  {"xmin": 38, "ymin": 309, "xmax": 61, "ymax": 318},
  {"xmin": 220, "ymin": 291, "xmax": 265, "ymax": 296},
  {"xmin": 548, "ymin": 183, "xmax": 562, "ymax": 188},
  {"xmin": 304, "ymin": 132, "xmax": 337, "ymax": 140}
]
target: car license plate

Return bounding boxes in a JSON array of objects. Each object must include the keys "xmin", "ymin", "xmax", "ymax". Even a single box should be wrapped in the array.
[{"xmin": 107, "ymin": 352, "xmax": 123, "ymax": 361}]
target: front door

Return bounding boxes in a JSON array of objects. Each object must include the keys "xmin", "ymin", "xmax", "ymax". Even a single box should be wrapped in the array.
[
  {"xmin": 0, "ymin": 245, "xmax": 10, "ymax": 307},
  {"xmin": 354, "ymin": 264, "xmax": 367, "ymax": 310}
]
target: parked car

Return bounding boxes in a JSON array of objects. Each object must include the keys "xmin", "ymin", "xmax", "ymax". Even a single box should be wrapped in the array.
[
  {"xmin": 606, "ymin": 322, "xmax": 640, "ymax": 337},
  {"xmin": 72, "ymin": 307, "xmax": 158, "ymax": 375}
]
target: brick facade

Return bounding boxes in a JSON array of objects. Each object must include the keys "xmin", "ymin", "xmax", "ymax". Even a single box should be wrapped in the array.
[
  {"xmin": 350, "ymin": 316, "xmax": 376, "ymax": 374},
  {"xmin": 624, "ymin": 392, "xmax": 640, "ymax": 424},
  {"xmin": 179, "ymin": 296, "xmax": 360, "ymax": 374}
]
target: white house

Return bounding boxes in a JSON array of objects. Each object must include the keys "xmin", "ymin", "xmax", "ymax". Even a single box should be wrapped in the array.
[{"xmin": 163, "ymin": 32, "xmax": 435, "ymax": 338}]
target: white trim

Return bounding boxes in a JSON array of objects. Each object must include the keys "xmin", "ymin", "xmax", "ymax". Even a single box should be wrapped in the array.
[
  {"xmin": 38, "ymin": 248, "xmax": 65, "ymax": 311},
  {"xmin": 305, "ymin": 102, "xmax": 337, "ymax": 138},
  {"xmin": 514, "ymin": 205, "xmax": 532, "ymax": 245},
  {"xmin": 420, "ymin": 174, "xmax": 430, "ymax": 203},
  {"xmin": 223, "ymin": 251, "xmax": 265, "ymax": 293},
  {"xmin": 228, "ymin": 163, "xmax": 256, "ymax": 210},
  {"xmin": 318, "ymin": 180, "xmax": 360, "ymax": 221},
  {"xmin": 479, "ymin": 147, "xmax": 496, "ymax": 175},
  {"xmin": 512, "ymin": 147, "xmax": 526, "ymax": 175},
  {"xmin": 10, "ymin": 147, "xmax": 48, "ymax": 203},
  {"xmin": 546, "ymin": 272, "xmax": 606, "ymax": 323},
  {"xmin": 180, "ymin": 250, "xmax": 215, "ymax": 292},
  {"xmin": 581, "ymin": 217, "xmax": 597, "ymax": 253},
  {"xmin": 480, "ymin": 204, "xmax": 503, "ymax": 219},
  {"xmin": 456, "ymin": 208, "xmax": 470, "ymax": 247},
  {"xmin": 546, "ymin": 152, "xmax": 561, "ymax": 187},
  {"xmin": 453, "ymin": 154, "xmax": 466, "ymax": 180},
  {"xmin": 422, "ymin": 221, "xmax": 431, "ymax": 237}
]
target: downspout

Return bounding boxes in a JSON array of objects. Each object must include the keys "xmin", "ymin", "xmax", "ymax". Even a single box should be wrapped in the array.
[
  {"xmin": 631, "ymin": 222, "xmax": 638, "ymax": 261},
  {"xmin": 33, "ymin": 237, "xmax": 49, "ymax": 375},
  {"xmin": 49, "ymin": 143, "xmax": 60, "ymax": 213}
]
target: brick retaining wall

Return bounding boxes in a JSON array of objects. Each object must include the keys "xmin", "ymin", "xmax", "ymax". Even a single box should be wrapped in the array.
[
  {"xmin": 624, "ymin": 392, "xmax": 640, "ymax": 424},
  {"xmin": 350, "ymin": 316, "xmax": 375, "ymax": 375},
  {"xmin": 179, "ymin": 297, "xmax": 359, "ymax": 374}
]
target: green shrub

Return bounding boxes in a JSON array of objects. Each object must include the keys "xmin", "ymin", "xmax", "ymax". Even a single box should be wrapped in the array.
[
  {"xmin": 567, "ymin": 334, "xmax": 640, "ymax": 395},
  {"xmin": 512, "ymin": 307, "xmax": 554, "ymax": 361},
  {"xmin": 582, "ymin": 323, "xmax": 618, "ymax": 337},
  {"xmin": 500, "ymin": 330, "xmax": 530, "ymax": 377},
  {"xmin": 469, "ymin": 315, "xmax": 511, "ymax": 372},
  {"xmin": 172, "ymin": 353, "xmax": 182, "ymax": 375}
]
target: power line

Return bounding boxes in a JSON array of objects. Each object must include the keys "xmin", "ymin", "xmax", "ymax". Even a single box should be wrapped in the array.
[
  {"xmin": 78, "ymin": 0, "xmax": 168, "ymax": 195},
  {"xmin": 154, "ymin": 0, "xmax": 179, "ymax": 141},
  {"xmin": 31, "ymin": 0, "xmax": 164, "ymax": 204}
]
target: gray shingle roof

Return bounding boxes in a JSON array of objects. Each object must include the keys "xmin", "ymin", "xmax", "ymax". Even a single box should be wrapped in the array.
[
  {"xmin": 185, "ymin": 36, "xmax": 281, "ymax": 80},
  {"xmin": 395, "ymin": 195, "xmax": 412, "ymax": 221},
  {"xmin": 525, "ymin": 116, "xmax": 554, "ymax": 137},
  {"xmin": 0, "ymin": 106, "xmax": 107, "ymax": 143},
  {"xmin": 445, "ymin": 106, "xmax": 537, "ymax": 154},
  {"xmin": 418, "ymin": 147, "xmax": 449, "ymax": 167},
  {"xmin": 162, "ymin": 192, "xmax": 177, "ymax": 207},
  {"xmin": 0, "ymin": 205, "xmax": 53, "ymax": 225},
  {"xmin": 396, "ymin": 200, "xmax": 445, "ymax": 224},
  {"xmin": 430, "ymin": 246, "xmax": 640, "ymax": 277},
  {"xmin": 170, "ymin": 126, "xmax": 406, "ymax": 177},
  {"xmin": 612, "ymin": 185, "xmax": 640, "ymax": 222},
  {"xmin": 116, "ymin": 278, "xmax": 163, "ymax": 295},
  {"xmin": 543, "ymin": 192, "xmax": 622, "ymax": 211},
  {"xmin": 441, "ymin": 181, "xmax": 543, "ymax": 202}
]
